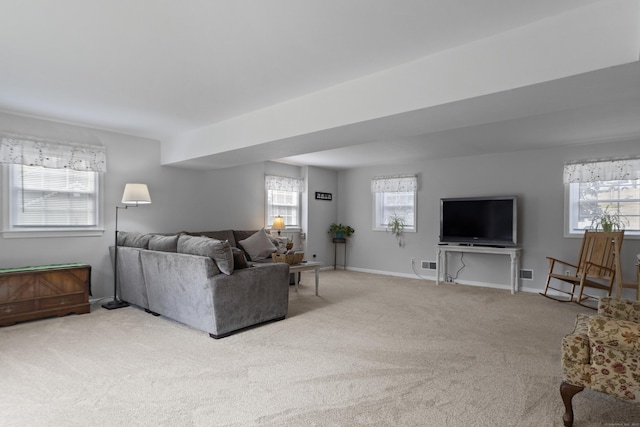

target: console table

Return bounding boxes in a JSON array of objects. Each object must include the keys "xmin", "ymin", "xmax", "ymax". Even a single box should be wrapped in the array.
[
  {"xmin": 436, "ymin": 245, "xmax": 522, "ymax": 294},
  {"xmin": 0, "ymin": 263, "xmax": 91, "ymax": 326}
]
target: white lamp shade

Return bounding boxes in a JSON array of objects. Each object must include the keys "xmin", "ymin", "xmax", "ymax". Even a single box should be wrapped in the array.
[
  {"xmin": 272, "ymin": 216, "xmax": 285, "ymax": 230},
  {"xmin": 121, "ymin": 183, "xmax": 151, "ymax": 204}
]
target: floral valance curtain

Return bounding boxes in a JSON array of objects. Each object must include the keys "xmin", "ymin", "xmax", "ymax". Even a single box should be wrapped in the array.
[
  {"xmin": 265, "ymin": 175, "xmax": 304, "ymax": 192},
  {"xmin": 371, "ymin": 175, "xmax": 417, "ymax": 192},
  {"xmin": 0, "ymin": 136, "xmax": 107, "ymax": 172},
  {"xmin": 563, "ymin": 157, "xmax": 640, "ymax": 184}
]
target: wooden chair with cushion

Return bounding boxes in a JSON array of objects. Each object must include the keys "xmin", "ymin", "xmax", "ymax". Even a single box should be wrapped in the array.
[
  {"xmin": 541, "ymin": 230, "xmax": 624, "ymax": 308},
  {"xmin": 560, "ymin": 297, "xmax": 640, "ymax": 426}
]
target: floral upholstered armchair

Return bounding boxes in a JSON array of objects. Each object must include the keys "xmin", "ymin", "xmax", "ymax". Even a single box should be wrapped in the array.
[{"xmin": 560, "ymin": 297, "xmax": 640, "ymax": 426}]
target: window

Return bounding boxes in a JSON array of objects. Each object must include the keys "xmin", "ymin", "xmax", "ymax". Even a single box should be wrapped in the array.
[
  {"xmin": 265, "ymin": 175, "xmax": 303, "ymax": 229},
  {"xmin": 9, "ymin": 164, "xmax": 99, "ymax": 228},
  {"xmin": 1, "ymin": 137, "xmax": 106, "ymax": 237},
  {"xmin": 372, "ymin": 175, "xmax": 417, "ymax": 231},
  {"xmin": 564, "ymin": 157, "xmax": 640, "ymax": 237}
]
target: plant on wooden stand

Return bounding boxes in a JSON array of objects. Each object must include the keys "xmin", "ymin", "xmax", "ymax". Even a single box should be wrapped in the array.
[{"xmin": 328, "ymin": 223, "xmax": 354, "ymax": 239}]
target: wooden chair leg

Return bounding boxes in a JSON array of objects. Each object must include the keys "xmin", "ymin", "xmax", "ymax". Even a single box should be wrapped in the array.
[{"xmin": 560, "ymin": 381, "xmax": 584, "ymax": 427}]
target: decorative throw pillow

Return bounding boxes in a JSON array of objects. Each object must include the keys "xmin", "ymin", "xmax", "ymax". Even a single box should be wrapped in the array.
[
  {"xmin": 177, "ymin": 235, "xmax": 234, "ymax": 275},
  {"xmin": 117, "ymin": 231, "xmax": 152, "ymax": 248},
  {"xmin": 231, "ymin": 247, "xmax": 248, "ymax": 269},
  {"xmin": 269, "ymin": 235, "xmax": 289, "ymax": 254},
  {"xmin": 238, "ymin": 229, "xmax": 277, "ymax": 261},
  {"xmin": 148, "ymin": 234, "xmax": 179, "ymax": 252}
]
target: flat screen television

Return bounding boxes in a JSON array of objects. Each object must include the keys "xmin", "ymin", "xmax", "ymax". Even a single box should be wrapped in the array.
[{"xmin": 440, "ymin": 196, "xmax": 518, "ymax": 247}]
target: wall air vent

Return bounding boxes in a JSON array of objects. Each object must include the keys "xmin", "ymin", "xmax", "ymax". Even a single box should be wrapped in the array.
[{"xmin": 519, "ymin": 269, "xmax": 534, "ymax": 280}]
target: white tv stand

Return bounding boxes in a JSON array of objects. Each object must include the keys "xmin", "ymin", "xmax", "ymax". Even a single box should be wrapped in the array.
[{"xmin": 436, "ymin": 244, "xmax": 523, "ymax": 294}]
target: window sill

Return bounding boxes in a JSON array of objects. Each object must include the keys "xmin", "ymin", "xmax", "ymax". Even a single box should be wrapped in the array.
[
  {"xmin": 2, "ymin": 229, "xmax": 105, "ymax": 239},
  {"xmin": 564, "ymin": 230, "xmax": 639, "ymax": 239},
  {"xmin": 373, "ymin": 227, "xmax": 417, "ymax": 233}
]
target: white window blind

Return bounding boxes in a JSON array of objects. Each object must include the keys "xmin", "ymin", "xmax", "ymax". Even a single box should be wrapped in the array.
[{"xmin": 10, "ymin": 165, "xmax": 98, "ymax": 227}]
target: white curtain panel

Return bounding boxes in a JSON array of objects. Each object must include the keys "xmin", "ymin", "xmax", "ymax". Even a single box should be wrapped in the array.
[
  {"xmin": 371, "ymin": 175, "xmax": 417, "ymax": 192},
  {"xmin": 265, "ymin": 175, "xmax": 304, "ymax": 192},
  {"xmin": 563, "ymin": 157, "xmax": 640, "ymax": 184},
  {"xmin": 0, "ymin": 137, "xmax": 107, "ymax": 172}
]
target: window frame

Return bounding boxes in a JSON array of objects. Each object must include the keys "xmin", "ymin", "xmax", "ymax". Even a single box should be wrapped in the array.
[
  {"xmin": 564, "ymin": 179, "xmax": 640, "ymax": 238},
  {"xmin": 372, "ymin": 190, "xmax": 417, "ymax": 233},
  {"xmin": 265, "ymin": 188, "xmax": 301, "ymax": 231},
  {"xmin": 2, "ymin": 164, "xmax": 105, "ymax": 238}
]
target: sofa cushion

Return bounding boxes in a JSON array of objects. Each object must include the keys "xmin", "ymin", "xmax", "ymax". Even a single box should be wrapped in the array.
[
  {"xmin": 232, "ymin": 247, "xmax": 248, "ymax": 269},
  {"xmin": 233, "ymin": 230, "xmax": 259, "ymax": 243},
  {"xmin": 177, "ymin": 235, "xmax": 234, "ymax": 275},
  {"xmin": 117, "ymin": 231, "xmax": 152, "ymax": 248},
  {"xmin": 148, "ymin": 234, "xmax": 179, "ymax": 252},
  {"xmin": 238, "ymin": 229, "xmax": 277, "ymax": 261}
]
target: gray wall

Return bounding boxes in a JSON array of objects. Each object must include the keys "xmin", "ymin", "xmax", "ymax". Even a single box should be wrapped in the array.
[
  {"xmin": 337, "ymin": 138, "xmax": 640, "ymax": 297},
  {"xmin": 2, "ymin": 110, "xmax": 639, "ymax": 300},
  {"xmin": 0, "ymin": 112, "xmax": 206, "ymax": 299},
  {"xmin": 304, "ymin": 166, "xmax": 339, "ymax": 266}
]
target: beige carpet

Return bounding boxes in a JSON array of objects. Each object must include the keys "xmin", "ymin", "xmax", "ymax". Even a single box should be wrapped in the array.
[{"xmin": 1, "ymin": 270, "xmax": 639, "ymax": 427}]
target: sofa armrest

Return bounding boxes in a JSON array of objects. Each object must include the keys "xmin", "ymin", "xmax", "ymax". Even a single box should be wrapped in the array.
[
  {"xmin": 561, "ymin": 313, "xmax": 592, "ymax": 386},
  {"xmin": 208, "ymin": 263, "xmax": 289, "ymax": 337},
  {"xmin": 588, "ymin": 315, "xmax": 640, "ymax": 353},
  {"xmin": 598, "ymin": 297, "xmax": 640, "ymax": 323},
  {"xmin": 563, "ymin": 314, "xmax": 591, "ymax": 363}
]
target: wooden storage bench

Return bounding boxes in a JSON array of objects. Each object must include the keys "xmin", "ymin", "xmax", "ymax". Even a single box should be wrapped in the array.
[{"xmin": 0, "ymin": 263, "xmax": 91, "ymax": 326}]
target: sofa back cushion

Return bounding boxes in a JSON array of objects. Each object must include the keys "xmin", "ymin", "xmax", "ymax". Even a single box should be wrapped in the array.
[
  {"xmin": 148, "ymin": 234, "xmax": 179, "ymax": 252},
  {"xmin": 187, "ymin": 230, "xmax": 237, "ymax": 248},
  {"xmin": 117, "ymin": 231, "xmax": 152, "ymax": 248},
  {"xmin": 177, "ymin": 235, "xmax": 234, "ymax": 275},
  {"xmin": 238, "ymin": 229, "xmax": 277, "ymax": 261}
]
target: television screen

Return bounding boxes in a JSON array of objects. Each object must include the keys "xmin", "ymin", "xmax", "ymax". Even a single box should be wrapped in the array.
[{"xmin": 440, "ymin": 196, "xmax": 518, "ymax": 247}]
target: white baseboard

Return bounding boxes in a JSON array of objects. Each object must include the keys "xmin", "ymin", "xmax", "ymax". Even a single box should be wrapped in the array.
[{"xmin": 342, "ymin": 266, "xmax": 546, "ymax": 294}]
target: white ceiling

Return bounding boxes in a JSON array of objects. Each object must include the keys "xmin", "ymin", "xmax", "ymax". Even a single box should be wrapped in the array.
[{"xmin": 0, "ymin": 0, "xmax": 638, "ymax": 170}]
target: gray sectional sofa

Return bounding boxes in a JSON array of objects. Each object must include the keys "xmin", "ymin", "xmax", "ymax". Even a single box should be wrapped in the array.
[{"xmin": 113, "ymin": 229, "xmax": 290, "ymax": 338}]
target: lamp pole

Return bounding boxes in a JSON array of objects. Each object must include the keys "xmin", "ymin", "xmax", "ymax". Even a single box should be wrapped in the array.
[
  {"xmin": 102, "ymin": 183, "xmax": 151, "ymax": 310},
  {"xmin": 102, "ymin": 205, "xmax": 130, "ymax": 310}
]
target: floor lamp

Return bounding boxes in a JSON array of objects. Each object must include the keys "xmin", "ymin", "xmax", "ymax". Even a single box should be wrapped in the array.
[{"xmin": 102, "ymin": 183, "xmax": 152, "ymax": 310}]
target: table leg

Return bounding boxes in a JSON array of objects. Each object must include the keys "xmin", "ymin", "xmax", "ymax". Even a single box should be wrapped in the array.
[
  {"xmin": 436, "ymin": 248, "xmax": 442, "ymax": 284},
  {"xmin": 315, "ymin": 267, "xmax": 320, "ymax": 296},
  {"xmin": 510, "ymin": 252, "xmax": 520, "ymax": 294}
]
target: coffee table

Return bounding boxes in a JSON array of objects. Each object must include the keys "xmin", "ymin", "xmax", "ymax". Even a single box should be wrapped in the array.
[{"xmin": 288, "ymin": 262, "xmax": 323, "ymax": 295}]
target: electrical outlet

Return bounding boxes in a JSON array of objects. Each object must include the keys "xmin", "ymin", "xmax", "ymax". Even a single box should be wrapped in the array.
[{"xmin": 410, "ymin": 257, "xmax": 415, "ymax": 264}]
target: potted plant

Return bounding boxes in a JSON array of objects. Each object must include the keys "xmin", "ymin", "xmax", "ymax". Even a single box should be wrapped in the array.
[
  {"xmin": 387, "ymin": 214, "xmax": 406, "ymax": 247},
  {"xmin": 286, "ymin": 236, "xmax": 294, "ymax": 250},
  {"xmin": 328, "ymin": 223, "xmax": 354, "ymax": 239},
  {"xmin": 590, "ymin": 206, "xmax": 627, "ymax": 232}
]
